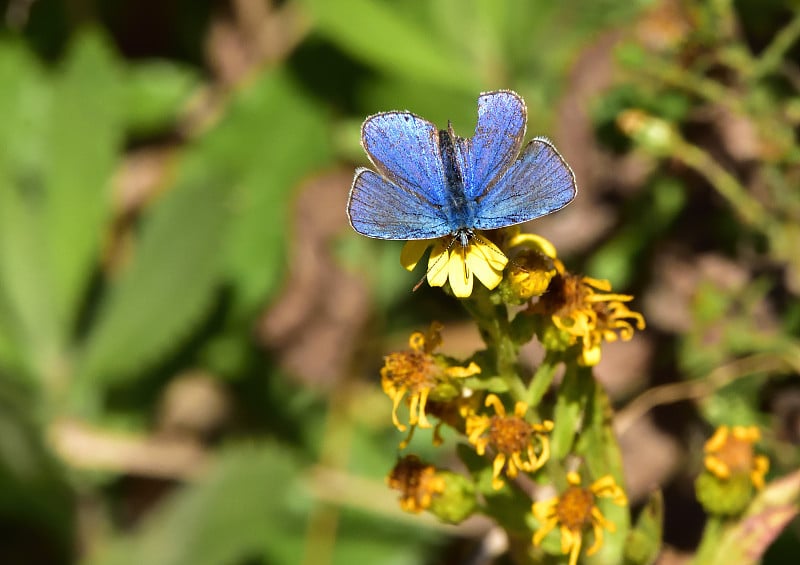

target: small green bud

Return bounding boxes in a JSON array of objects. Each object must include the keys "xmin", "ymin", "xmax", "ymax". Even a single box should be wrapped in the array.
[
  {"xmin": 428, "ymin": 471, "xmax": 477, "ymax": 524},
  {"xmin": 695, "ymin": 470, "xmax": 754, "ymax": 516}
]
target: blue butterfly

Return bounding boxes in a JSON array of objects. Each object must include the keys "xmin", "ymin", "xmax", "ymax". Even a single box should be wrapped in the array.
[{"xmin": 347, "ymin": 90, "xmax": 577, "ymax": 247}]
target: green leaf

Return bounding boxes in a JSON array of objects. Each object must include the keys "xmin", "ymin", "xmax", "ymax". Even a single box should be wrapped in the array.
[
  {"xmin": 0, "ymin": 164, "xmax": 61, "ymax": 380},
  {"xmin": 123, "ymin": 60, "xmax": 200, "ymax": 136},
  {"xmin": 78, "ymin": 169, "xmax": 230, "ymax": 385},
  {"xmin": 302, "ymin": 0, "xmax": 480, "ymax": 93},
  {"xmin": 577, "ymin": 374, "xmax": 626, "ymax": 484},
  {"xmin": 84, "ymin": 442, "xmax": 438, "ymax": 565},
  {"xmin": 0, "ymin": 39, "xmax": 59, "ymax": 379},
  {"xmin": 577, "ymin": 374, "xmax": 630, "ymax": 565},
  {"xmin": 0, "ymin": 31, "xmax": 124, "ymax": 382},
  {"xmin": 45, "ymin": 30, "xmax": 122, "ymax": 338},
  {"xmin": 83, "ymin": 443, "xmax": 308, "ymax": 565},
  {"xmin": 190, "ymin": 69, "xmax": 332, "ymax": 317},
  {"xmin": 625, "ymin": 490, "xmax": 663, "ymax": 565},
  {"xmin": 550, "ymin": 364, "xmax": 586, "ymax": 459}
]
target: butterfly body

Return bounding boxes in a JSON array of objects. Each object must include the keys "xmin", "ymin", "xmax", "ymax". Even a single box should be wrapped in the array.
[
  {"xmin": 348, "ymin": 90, "xmax": 577, "ymax": 243},
  {"xmin": 436, "ymin": 125, "xmax": 478, "ymax": 235}
]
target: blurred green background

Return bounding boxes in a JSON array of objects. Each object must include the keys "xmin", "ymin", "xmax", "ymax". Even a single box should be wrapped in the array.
[{"xmin": 1, "ymin": 0, "xmax": 799, "ymax": 564}]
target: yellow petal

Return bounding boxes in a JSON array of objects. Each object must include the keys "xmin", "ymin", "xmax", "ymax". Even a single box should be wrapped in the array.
[
  {"xmin": 732, "ymin": 425, "xmax": 760, "ymax": 442},
  {"xmin": 474, "ymin": 237, "xmax": 509, "ymax": 270},
  {"xmin": 484, "ymin": 393, "xmax": 506, "ymax": 416},
  {"xmin": 704, "ymin": 454, "xmax": 730, "ymax": 479},
  {"xmin": 532, "ymin": 513, "xmax": 558, "ymax": 547},
  {"xmin": 580, "ymin": 343, "xmax": 602, "ymax": 367},
  {"xmin": 532, "ymin": 498, "xmax": 559, "ymax": 523},
  {"xmin": 448, "ymin": 247, "xmax": 473, "ymax": 297},
  {"xmin": 507, "ymin": 232, "xmax": 558, "ymax": 259},
  {"xmin": 704, "ymin": 426, "xmax": 730, "ymax": 452},
  {"xmin": 427, "ymin": 241, "xmax": 450, "ymax": 287},
  {"xmin": 466, "ymin": 240, "xmax": 507, "ymax": 290},
  {"xmin": 401, "ymin": 239, "xmax": 434, "ymax": 271},
  {"xmin": 445, "ymin": 361, "xmax": 481, "ymax": 378}
]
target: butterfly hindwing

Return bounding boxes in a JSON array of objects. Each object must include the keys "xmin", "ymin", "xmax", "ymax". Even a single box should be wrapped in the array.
[
  {"xmin": 348, "ymin": 168, "xmax": 452, "ymax": 240},
  {"xmin": 472, "ymin": 137, "xmax": 577, "ymax": 230}
]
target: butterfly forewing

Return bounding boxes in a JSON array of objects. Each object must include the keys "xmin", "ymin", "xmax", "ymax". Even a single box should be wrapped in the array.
[
  {"xmin": 360, "ymin": 112, "xmax": 450, "ymax": 208},
  {"xmin": 472, "ymin": 137, "xmax": 577, "ymax": 230},
  {"xmin": 459, "ymin": 91, "xmax": 527, "ymax": 200}
]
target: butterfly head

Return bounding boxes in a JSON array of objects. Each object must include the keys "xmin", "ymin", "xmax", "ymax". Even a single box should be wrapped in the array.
[{"xmin": 454, "ymin": 228, "xmax": 474, "ymax": 248}]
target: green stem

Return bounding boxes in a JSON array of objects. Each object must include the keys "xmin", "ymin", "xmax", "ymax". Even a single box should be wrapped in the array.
[
  {"xmin": 692, "ymin": 515, "xmax": 727, "ymax": 565},
  {"xmin": 748, "ymin": 9, "xmax": 800, "ymax": 82},
  {"xmin": 461, "ymin": 287, "xmax": 526, "ymax": 403},
  {"xmin": 673, "ymin": 138, "xmax": 769, "ymax": 231},
  {"xmin": 638, "ymin": 56, "xmax": 744, "ymax": 114},
  {"xmin": 526, "ymin": 352, "xmax": 559, "ymax": 407},
  {"xmin": 550, "ymin": 363, "xmax": 584, "ymax": 460}
]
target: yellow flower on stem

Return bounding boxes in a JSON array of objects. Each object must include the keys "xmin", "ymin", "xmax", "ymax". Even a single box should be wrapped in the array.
[
  {"xmin": 499, "ymin": 229, "xmax": 558, "ymax": 302},
  {"xmin": 401, "ymin": 234, "xmax": 508, "ymax": 298},
  {"xmin": 386, "ymin": 455, "xmax": 446, "ymax": 513},
  {"xmin": 465, "ymin": 393, "xmax": 553, "ymax": 490},
  {"xmin": 531, "ymin": 261, "xmax": 645, "ymax": 365},
  {"xmin": 704, "ymin": 425, "xmax": 769, "ymax": 490},
  {"xmin": 381, "ymin": 322, "xmax": 480, "ymax": 439},
  {"xmin": 532, "ymin": 471, "xmax": 628, "ymax": 565}
]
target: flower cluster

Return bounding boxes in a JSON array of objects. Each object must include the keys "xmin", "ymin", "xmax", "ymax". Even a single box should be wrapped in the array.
[
  {"xmin": 466, "ymin": 394, "xmax": 553, "ymax": 490},
  {"xmin": 530, "ymin": 261, "xmax": 645, "ymax": 366},
  {"xmin": 373, "ymin": 225, "xmax": 778, "ymax": 563},
  {"xmin": 380, "ymin": 321, "xmax": 480, "ymax": 441},
  {"xmin": 373, "ymin": 226, "xmax": 647, "ymax": 563},
  {"xmin": 533, "ymin": 472, "xmax": 628, "ymax": 565},
  {"xmin": 377, "ymin": 320, "xmax": 632, "ymax": 564},
  {"xmin": 386, "ymin": 454, "xmax": 446, "ymax": 513},
  {"xmin": 695, "ymin": 425, "xmax": 770, "ymax": 516}
]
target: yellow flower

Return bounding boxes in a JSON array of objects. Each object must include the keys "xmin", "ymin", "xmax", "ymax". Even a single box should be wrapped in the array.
[
  {"xmin": 500, "ymin": 230, "xmax": 558, "ymax": 302},
  {"xmin": 401, "ymin": 234, "xmax": 508, "ymax": 298},
  {"xmin": 532, "ymin": 471, "xmax": 628, "ymax": 565},
  {"xmin": 704, "ymin": 425, "xmax": 769, "ymax": 490},
  {"xmin": 381, "ymin": 322, "xmax": 480, "ymax": 436},
  {"xmin": 386, "ymin": 455, "xmax": 446, "ymax": 513},
  {"xmin": 465, "ymin": 393, "xmax": 553, "ymax": 490},
  {"xmin": 531, "ymin": 262, "xmax": 645, "ymax": 365}
]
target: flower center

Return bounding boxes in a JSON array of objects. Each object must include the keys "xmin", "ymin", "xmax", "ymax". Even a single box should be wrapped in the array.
[
  {"xmin": 488, "ymin": 415, "xmax": 532, "ymax": 454},
  {"xmin": 537, "ymin": 272, "xmax": 586, "ymax": 316},
  {"xmin": 387, "ymin": 456, "xmax": 445, "ymax": 513},
  {"xmin": 716, "ymin": 436, "xmax": 755, "ymax": 474},
  {"xmin": 383, "ymin": 351, "xmax": 438, "ymax": 391},
  {"xmin": 555, "ymin": 486, "xmax": 595, "ymax": 531}
]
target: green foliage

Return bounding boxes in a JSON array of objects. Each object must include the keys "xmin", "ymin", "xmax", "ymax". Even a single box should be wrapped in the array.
[
  {"xmin": 78, "ymin": 172, "xmax": 230, "ymax": 386},
  {"xmin": 695, "ymin": 471, "xmax": 800, "ymax": 565},
  {"xmin": 86, "ymin": 444, "xmax": 307, "ymax": 565},
  {"xmin": 123, "ymin": 60, "xmax": 200, "ymax": 136},
  {"xmin": 624, "ymin": 491, "xmax": 663, "ymax": 565}
]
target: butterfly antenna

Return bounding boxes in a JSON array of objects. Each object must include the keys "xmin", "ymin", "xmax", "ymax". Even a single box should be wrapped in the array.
[{"xmin": 470, "ymin": 231, "xmax": 511, "ymax": 263}]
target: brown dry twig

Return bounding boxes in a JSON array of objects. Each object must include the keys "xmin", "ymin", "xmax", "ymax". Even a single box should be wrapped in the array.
[
  {"xmin": 615, "ymin": 350, "xmax": 800, "ymax": 435},
  {"xmin": 49, "ymin": 418, "xmax": 210, "ymax": 480}
]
